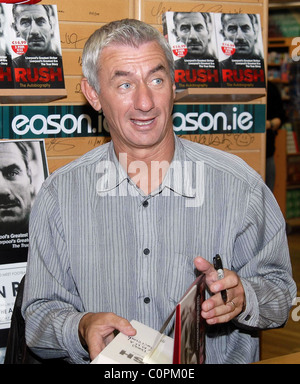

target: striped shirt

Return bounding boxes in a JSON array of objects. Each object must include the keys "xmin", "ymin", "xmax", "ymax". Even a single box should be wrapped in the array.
[{"xmin": 22, "ymin": 135, "xmax": 296, "ymax": 364}]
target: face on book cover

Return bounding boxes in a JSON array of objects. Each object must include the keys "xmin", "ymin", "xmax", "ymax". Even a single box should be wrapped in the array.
[
  {"xmin": 173, "ymin": 13, "xmax": 211, "ymax": 58},
  {"xmin": 0, "ymin": 143, "xmax": 34, "ymax": 233},
  {"xmin": 13, "ymin": 4, "xmax": 54, "ymax": 56},
  {"xmin": 221, "ymin": 14, "xmax": 258, "ymax": 58}
]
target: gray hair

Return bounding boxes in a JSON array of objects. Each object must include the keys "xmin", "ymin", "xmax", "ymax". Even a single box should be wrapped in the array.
[{"xmin": 82, "ymin": 18, "xmax": 175, "ymax": 94}]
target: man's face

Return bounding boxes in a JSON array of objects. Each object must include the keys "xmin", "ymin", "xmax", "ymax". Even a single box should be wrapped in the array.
[
  {"xmin": 174, "ymin": 13, "xmax": 210, "ymax": 57},
  {"xmin": 222, "ymin": 14, "xmax": 257, "ymax": 57},
  {"xmin": 0, "ymin": 143, "xmax": 33, "ymax": 230},
  {"xmin": 14, "ymin": 5, "xmax": 53, "ymax": 55},
  {"xmin": 93, "ymin": 41, "xmax": 176, "ymax": 153}
]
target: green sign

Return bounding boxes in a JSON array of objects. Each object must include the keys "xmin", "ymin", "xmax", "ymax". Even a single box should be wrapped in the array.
[{"xmin": 0, "ymin": 104, "xmax": 265, "ymax": 139}]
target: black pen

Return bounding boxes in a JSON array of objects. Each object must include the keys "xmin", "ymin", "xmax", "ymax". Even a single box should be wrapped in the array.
[{"xmin": 213, "ymin": 254, "xmax": 227, "ymax": 304}]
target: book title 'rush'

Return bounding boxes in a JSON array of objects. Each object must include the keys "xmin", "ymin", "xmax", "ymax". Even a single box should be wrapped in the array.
[
  {"xmin": 0, "ymin": 67, "xmax": 63, "ymax": 83},
  {"xmin": 221, "ymin": 69, "xmax": 265, "ymax": 83},
  {"xmin": 174, "ymin": 68, "xmax": 265, "ymax": 84},
  {"xmin": 175, "ymin": 69, "xmax": 219, "ymax": 84}
]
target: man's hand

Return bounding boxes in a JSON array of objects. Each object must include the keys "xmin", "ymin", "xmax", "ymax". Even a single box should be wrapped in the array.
[
  {"xmin": 194, "ymin": 257, "xmax": 246, "ymax": 324},
  {"xmin": 78, "ymin": 312, "xmax": 136, "ymax": 361}
]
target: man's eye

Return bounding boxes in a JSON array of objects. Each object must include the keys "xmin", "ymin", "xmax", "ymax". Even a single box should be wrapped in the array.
[
  {"xmin": 152, "ymin": 78, "xmax": 163, "ymax": 85},
  {"xmin": 21, "ymin": 21, "xmax": 31, "ymax": 28},
  {"xmin": 120, "ymin": 83, "xmax": 131, "ymax": 90},
  {"xmin": 5, "ymin": 169, "xmax": 21, "ymax": 179}
]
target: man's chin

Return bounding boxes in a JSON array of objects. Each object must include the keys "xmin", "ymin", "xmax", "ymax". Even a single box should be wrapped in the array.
[{"xmin": 0, "ymin": 218, "xmax": 29, "ymax": 234}]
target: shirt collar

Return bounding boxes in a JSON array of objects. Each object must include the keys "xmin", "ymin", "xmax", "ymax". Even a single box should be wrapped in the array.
[
  {"xmin": 161, "ymin": 135, "xmax": 196, "ymax": 198},
  {"xmin": 96, "ymin": 141, "xmax": 128, "ymax": 194},
  {"xmin": 96, "ymin": 136, "xmax": 197, "ymax": 199}
]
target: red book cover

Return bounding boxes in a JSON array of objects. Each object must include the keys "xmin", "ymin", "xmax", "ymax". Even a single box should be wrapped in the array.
[
  {"xmin": 173, "ymin": 273, "xmax": 206, "ymax": 364},
  {"xmin": 214, "ymin": 13, "xmax": 266, "ymax": 88},
  {"xmin": 2, "ymin": 3, "xmax": 65, "ymax": 90},
  {"xmin": 0, "ymin": 3, "xmax": 13, "ymax": 88},
  {"xmin": 163, "ymin": 12, "xmax": 220, "ymax": 91}
]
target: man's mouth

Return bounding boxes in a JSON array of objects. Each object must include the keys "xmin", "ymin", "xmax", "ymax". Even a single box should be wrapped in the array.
[
  {"xmin": 235, "ymin": 43, "xmax": 249, "ymax": 49},
  {"xmin": 29, "ymin": 38, "xmax": 44, "ymax": 45},
  {"xmin": 131, "ymin": 118, "xmax": 155, "ymax": 127},
  {"xmin": 0, "ymin": 200, "xmax": 20, "ymax": 210}
]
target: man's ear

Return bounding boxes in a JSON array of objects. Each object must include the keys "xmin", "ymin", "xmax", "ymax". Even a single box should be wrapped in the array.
[
  {"xmin": 172, "ymin": 83, "xmax": 176, "ymax": 101},
  {"xmin": 81, "ymin": 78, "xmax": 101, "ymax": 111},
  {"xmin": 12, "ymin": 23, "xmax": 21, "ymax": 37}
]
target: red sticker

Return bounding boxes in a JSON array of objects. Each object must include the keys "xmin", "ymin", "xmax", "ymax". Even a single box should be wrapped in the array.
[
  {"xmin": 221, "ymin": 41, "xmax": 236, "ymax": 56},
  {"xmin": 172, "ymin": 43, "xmax": 188, "ymax": 58},
  {"xmin": 1, "ymin": 1, "xmax": 41, "ymax": 4},
  {"xmin": 11, "ymin": 40, "xmax": 28, "ymax": 55}
]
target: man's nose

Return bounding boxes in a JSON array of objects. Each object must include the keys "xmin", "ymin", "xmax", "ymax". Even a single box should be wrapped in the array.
[
  {"xmin": 29, "ymin": 21, "xmax": 40, "ymax": 34},
  {"xmin": 189, "ymin": 26, "xmax": 198, "ymax": 40},
  {"xmin": 134, "ymin": 82, "xmax": 155, "ymax": 111},
  {"xmin": 0, "ymin": 173, "xmax": 11, "ymax": 195},
  {"xmin": 235, "ymin": 27, "xmax": 244, "ymax": 40}
]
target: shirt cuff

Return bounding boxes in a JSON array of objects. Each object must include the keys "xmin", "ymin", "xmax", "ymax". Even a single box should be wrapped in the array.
[
  {"xmin": 62, "ymin": 312, "xmax": 91, "ymax": 364},
  {"xmin": 235, "ymin": 278, "xmax": 259, "ymax": 327}
]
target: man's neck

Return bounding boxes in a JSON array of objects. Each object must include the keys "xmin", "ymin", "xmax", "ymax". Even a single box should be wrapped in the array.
[{"xmin": 115, "ymin": 133, "xmax": 175, "ymax": 195}]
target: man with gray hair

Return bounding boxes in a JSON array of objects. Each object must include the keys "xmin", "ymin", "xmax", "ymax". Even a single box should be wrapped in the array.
[{"xmin": 22, "ymin": 18, "xmax": 296, "ymax": 364}]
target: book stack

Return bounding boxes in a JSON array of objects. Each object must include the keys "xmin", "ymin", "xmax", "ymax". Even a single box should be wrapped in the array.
[
  {"xmin": 0, "ymin": 3, "xmax": 65, "ymax": 100},
  {"xmin": 163, "ymin": 12, "xmax": 266, "ymax": 91}
]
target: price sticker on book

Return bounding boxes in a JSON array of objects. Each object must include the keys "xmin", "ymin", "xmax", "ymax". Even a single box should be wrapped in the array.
[
  {"xmin": 172, "ymin": 43, "xmax": 188, "ymax": 58},
  {"xmin": 11, "ymin": 39, "xmax": 28, "ymax": 56},
  {"xmin": 221, "ymin": 40, "xmax": 236, "ymax": 56}
]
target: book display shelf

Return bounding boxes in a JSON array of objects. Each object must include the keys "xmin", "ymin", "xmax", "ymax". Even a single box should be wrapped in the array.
[{"xmin": 0, "ymin": 0, "xmax": 268, "ymax": 177}]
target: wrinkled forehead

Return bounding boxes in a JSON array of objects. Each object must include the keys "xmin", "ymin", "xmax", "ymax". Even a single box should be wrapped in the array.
[
  {"xmin": 0, "ymin": 143, "xmax": 25, "ymax": 168},
  {"xmin": 175, "ymin": 13, "xmax": 206, "ymax": 26},
  {"xmin": 14, "ymin": 5, "xmax": 48, "ymax": 20},
  {"xmin": 224, "ymin": 14, "xmax": 252, "ymax": 28}
]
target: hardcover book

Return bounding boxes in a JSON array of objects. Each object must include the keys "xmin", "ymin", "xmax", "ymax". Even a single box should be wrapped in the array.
[
  {"xmin": 214, "ymin": 13, "xmax": 266, "ymax": 88},
  {"xmin": 0, "ymin": 139, "xmax": 48, "ymax": 345},
  {"xmin": 0, "ymin": 3, "xmax": 13, "ymax": 88},
  {"xmin": 91, "ymin": 274, "xmax": 206, "ymax": 364},
  {"xmin": 163, "ymin": 12, "xmax": 219, "ymax": 91},
  {"xmin": 163, "ymin": 12, "xmax": 266, "ymax": 91},
  {"xmin": 0, "ymin": 3, "xmax": 65, "ymax": 90}
]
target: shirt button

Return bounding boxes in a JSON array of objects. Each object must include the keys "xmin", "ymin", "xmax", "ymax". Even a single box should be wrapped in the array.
[
  {"xmin": 142, "ymin": 200, "xmax": 149, "ymax": 207},
  {"xmin": 143, "ymin": 248, "xmax": 150, "ymax": 255},
  {"xmin": 245, "ymin": 315, "xmax": 251, "ymax": 321},
  {"xmin": 144, "ymin": 297, "xmax": 151, "ymax": 304}
]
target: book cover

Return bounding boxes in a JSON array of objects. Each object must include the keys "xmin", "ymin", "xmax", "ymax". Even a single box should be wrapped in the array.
[
  {"xmin": 163, "ymin": 12, "xmax": 219, "ymax": 91},
  {"xmin": 214, "ymin": 13, "xmax": 266, "ymax": 88},
  {"xmin": 0, "ymin": 139, "xmax": 48, "ymax": 346},
  {"xmin": 0, "ymin": 139, "xmax": 49, "ymax": 264},
  {"xmin": 91, "ymin": 274, "xmax": 206, "ymax": 364},
  {"xmin": 91, "ymin": 320, "xmax": 174, "ymax": 364},
  {"xmin": 3, "ymin": 3, "xmax": 65, "ymax": 90},
  {"xmin": 173, "ymin": 274, "xmax": 206, "ymax": 364},
  {"xmin": 0, "ymin": 3, "xmax": 13, "ymax": 89}
]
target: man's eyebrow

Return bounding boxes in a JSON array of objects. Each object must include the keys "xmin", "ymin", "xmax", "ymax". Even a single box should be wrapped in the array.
[
  {"xmin": 111, "ymin": 70, "xmax": 131, "ymax": 81},
  {"xmin": 149, "ymin": 64, "xmax": 168, "ymax": 76},
  {"xmin": 111, "ymin": 64, "xmax": 168, "ymax": 81},
  {"xmin": 1, "ymin": 164, "xmax": 22, "ymax": 174}
]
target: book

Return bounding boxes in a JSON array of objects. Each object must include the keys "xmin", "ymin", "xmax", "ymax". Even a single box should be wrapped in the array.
[
  {"xmin": 0, "ymin": 139, "xmax": 48, "ymax": 345},
  {"xmin": 91, "ymin": 274, "xmax": 206, "ymax": 364},
  {"xmin": 163, "ymin": 12, "xmax": 219, "ymax": 91},
  {"xmin": 163, "ymin": 12, "xmax": 266, "ymax": 91},
  {"xmin": 0, "ymin": 3, "xmax": 13, "ymax": 88},
  {"xmin": 214, "ymin": 13, "xmax": 266, "ymax": 88},
  {"xmin": 0, "ymin": 3, "xmax": 65, "ymax": 90}
]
